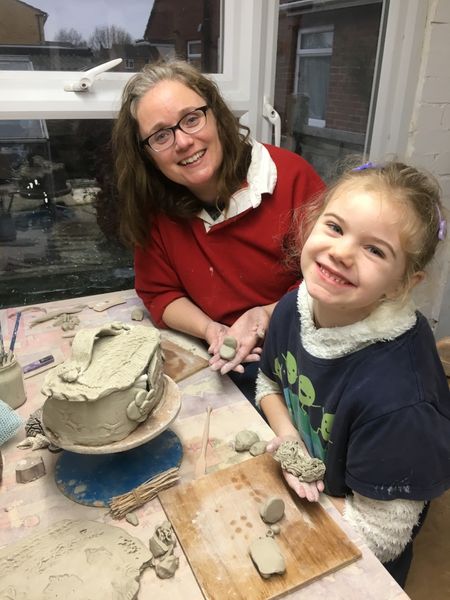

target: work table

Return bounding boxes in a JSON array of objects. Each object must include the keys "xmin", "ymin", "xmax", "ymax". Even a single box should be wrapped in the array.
[{"xmin": 0, "ymin": 289, "xmax": 410, "ymax": 599}]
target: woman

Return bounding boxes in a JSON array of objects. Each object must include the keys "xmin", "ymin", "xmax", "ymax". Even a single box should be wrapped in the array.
[{"xmin": 112, "ymin": 59, "xmax": 324, "ymax": 400}]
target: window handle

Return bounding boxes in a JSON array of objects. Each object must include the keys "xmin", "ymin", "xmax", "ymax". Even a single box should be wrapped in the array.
[
  {"xmin": 64, "ymin": 58, "xmax": 123, "ymax": 92},
  {"xmin": 263, "ymin": 97, "xmax": 281, "ymax": 146}
]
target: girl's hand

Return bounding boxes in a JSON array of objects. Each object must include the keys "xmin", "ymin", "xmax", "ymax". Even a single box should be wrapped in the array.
[
  {"xmin": 266, "ymin": 436, "xmax": 325, "ymax": 503},
  {"xmin": 209, "ymin": 306, "xmax": 270, "ymax": 374}
]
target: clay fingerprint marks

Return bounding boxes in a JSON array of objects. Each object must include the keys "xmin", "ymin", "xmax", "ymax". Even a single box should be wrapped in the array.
[{"xmin": 0, "ymin": 520, "xmax": 152, "ymax": 600}]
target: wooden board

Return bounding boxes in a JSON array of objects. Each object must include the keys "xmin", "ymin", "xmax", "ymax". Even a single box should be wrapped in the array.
[
  {"xmin": 159, "ymin": 453, "xmax": 361, "ymax": 600},
  {"xmin": 161, "ymin": 338, "xmax": 209, "ymax": 382}
]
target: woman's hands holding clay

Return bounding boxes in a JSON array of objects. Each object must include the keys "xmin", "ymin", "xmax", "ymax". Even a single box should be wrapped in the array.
[
  {"xmin": 208, "ymin": 306, "xmax": 271, "ymax": 374},
  {"xmin": 266, "ymin": 435, "xmax": 325, "ymax": 502}
]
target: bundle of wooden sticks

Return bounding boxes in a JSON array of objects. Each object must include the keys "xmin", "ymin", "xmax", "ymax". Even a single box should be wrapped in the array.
[{"xmin": 109, "ymin": 466, "xmax": 180, "ymax": 519}]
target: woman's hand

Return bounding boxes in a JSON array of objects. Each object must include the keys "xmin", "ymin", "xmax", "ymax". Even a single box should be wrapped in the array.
[
  {"xmin": 266, "ymin": 436, "xmax": 325, "ymax": 503},
  {"xmin": 209, "ymin": 306, "xmax": 272, "ymax": 374}
]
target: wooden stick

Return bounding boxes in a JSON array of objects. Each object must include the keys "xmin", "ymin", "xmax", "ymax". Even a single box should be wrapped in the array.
[{"xmin": 195, "ymin": 405, "xmax": 212, "ymax": 478}]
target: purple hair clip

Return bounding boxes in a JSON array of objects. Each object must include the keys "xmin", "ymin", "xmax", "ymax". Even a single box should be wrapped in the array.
[
  {"xmin": 437, "ymin": 205, "xmax": 447, "ymax": 241},
  {"xmin": 352, "ymin": 161, "xmax": 375, "ymax": 172}
]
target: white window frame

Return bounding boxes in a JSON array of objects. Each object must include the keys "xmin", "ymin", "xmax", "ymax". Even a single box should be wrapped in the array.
[{"xmin": 0, "ymin": 0, "xmax": 279, "ymax": 145}]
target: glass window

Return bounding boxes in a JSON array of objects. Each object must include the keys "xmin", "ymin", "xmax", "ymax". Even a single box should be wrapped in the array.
[
  {"xmin": 0, "ymin": 118, "xmax": 132, "ymax": 308},
  {"xmin": 276, "ymin": 0, "xmax": 383, "ymax": 180},
  {"xmin": 0, "ymin": 0, "xmax": 223, "ymax": 74},
  {"xmin": 295, "ymin": 28, "xmax": 334, "ymax": 126}
]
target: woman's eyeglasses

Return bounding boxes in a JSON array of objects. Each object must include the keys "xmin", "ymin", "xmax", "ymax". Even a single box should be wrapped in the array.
[{"xmin": 140, "ymin": 106, "xmax": 209, "ymax": 152}]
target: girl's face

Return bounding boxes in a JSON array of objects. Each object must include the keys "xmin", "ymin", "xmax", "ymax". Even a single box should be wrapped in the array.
[
  {"xmin": 136, "ymin": 79, "xmax": 223, "ymax": 203},
  {"xmin": 300, "ymin": 183, "xmax": 419, "ymax": 327}
]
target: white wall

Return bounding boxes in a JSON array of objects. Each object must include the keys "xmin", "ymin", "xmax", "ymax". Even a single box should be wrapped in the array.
[{"xmin": 405, "ymin": 0, "xmax": 450, "ymax": 336}]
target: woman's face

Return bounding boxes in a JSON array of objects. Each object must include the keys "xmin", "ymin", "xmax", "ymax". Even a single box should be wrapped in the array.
[{"xmin": 136, "ymin": 79, "xmax": 223, "ymax": 203}]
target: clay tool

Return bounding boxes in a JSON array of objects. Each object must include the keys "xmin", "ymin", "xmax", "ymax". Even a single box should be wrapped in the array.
[
  {"xmin": 23, "ymin": 355, "xmax": 55, "ymax": 374},
  {"xmin": 7, "ymin": 312, "xmax": 21, "ymax": 362},
  {"xmin": 0, "ymin": 321, "xmax": 5, "ymax": 363},
  {"xmin": 195, "ymin": 405, "xmax": 212, "ymax": 478}
]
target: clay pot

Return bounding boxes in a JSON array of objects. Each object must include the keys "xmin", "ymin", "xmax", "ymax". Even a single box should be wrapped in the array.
[{"xmin": 0, "ymin": 357, "xmax": 26, "ymax": 409}]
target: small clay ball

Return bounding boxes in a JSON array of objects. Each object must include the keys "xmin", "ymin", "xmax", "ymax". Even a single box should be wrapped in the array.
[
  {"xmin": 219, "ymin": 336, "xmax": 238, "ymax": 360},
  {"xmin": 270, "ymin": 524, "xmax": 281, "ymax": 535},
  {"xmin": 219, "ymin": 344, "xmax": 236, "ymax": 360},
  {"xmin": 234, "ymin": 430, "xmax": 260, "ymax": 452}
]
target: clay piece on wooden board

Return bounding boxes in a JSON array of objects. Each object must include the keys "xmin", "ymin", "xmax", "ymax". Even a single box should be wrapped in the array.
[
  {"xmin": 149, "ymin": 520, "xmax": 180, "ymax": 579},
  {"xmin": 273, "ymin": 440, "xmax": 326, "ymax": 482},
  {"xmin": 234, "ymin": 429, "xmax": 260, "ymax": 452},
  {"xmin": 219, "ymin": 336, "xmax": 237, "ymax": 360},
  {"xmin": 41, "ymin": 322, "xmax": 165, "ymax": 446},
  {"xmin": 260, "ymin": 497, "xmax": 285, "ymax": 524},
  {"xmin": 249, "ymin": 536, "xmax": 286, "ymax": 579},
  {"xmin": 16, "ymin": 455, "xmax": 46, "ymax": 483},
  {"xmin": 0, "ymin": 519, "xmax": 152, "ymax": 600}
]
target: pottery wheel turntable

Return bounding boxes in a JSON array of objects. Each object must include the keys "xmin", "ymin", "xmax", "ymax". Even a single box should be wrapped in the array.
[{"xmin": 43, "ymin": 375, "xmax": 183, "ymax": 507}]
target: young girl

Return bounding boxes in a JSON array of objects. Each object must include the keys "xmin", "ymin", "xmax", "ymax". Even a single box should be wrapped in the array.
[{"xmin": 256, "ymin": 161, "xmax": 450, "ymax": 587}]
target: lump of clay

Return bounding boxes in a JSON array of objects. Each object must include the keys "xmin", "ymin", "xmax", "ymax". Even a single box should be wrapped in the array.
[
  {"xmin": 249, "ymin": 536, "xmax": 286, "ymax": 579},
  {"xmin": 149, "ymin": 520, "xmax": 179, "ymax": 579},
  {"xmin": 273, "ymin": 440, "xmax": 326, "ymax": 482},
  {"xmin": 234, "ymin": 430, "xmax": 259, "ymax": 452},
  {"xmin": 219, "ymin": 336, "xmax": 237, "ymax": 360},
  {"xmin": 260, "ymin": 497, "xmax": 285, "ymax": 524},
  {"xmin": 131, "ymin": 307, "xmax": 145, "ymax": 321},
  {"xmin": 249, "ymin": 440, "xmax": 267, "ymax": 456},
  {"xmin": 41, "ymin": 322, "xmax": 165, "ymax": 446}
]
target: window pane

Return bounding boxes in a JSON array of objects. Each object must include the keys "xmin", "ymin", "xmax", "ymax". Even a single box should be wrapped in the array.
[
  {"xmin": 0, "ymin": 0, "xmax": 223, "ymax": 73},
  {"xmin": 276, "ymin": 0, "xmax": 383, "ymax": 180},
  {"xmin": 300, "ymin": 31, "xmax": 333, "ymax": 50},
  {"xmin": 297, "ymin": 56, "xmax": 331, "ymax": 121},
  {"xmin": 0, "ymin": 119, "xmax": 132, "ymax": 308}
]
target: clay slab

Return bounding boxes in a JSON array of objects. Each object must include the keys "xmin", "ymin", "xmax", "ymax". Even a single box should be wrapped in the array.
[{"xmin": 0, "ymin": 519, "xmax": 152, "ymax": 600}]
